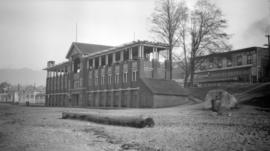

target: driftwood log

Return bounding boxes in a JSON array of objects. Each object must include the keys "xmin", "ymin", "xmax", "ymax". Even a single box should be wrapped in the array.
[{"xmin": 62, "ymin": 112, "xmax": 154, "ymax": 128}]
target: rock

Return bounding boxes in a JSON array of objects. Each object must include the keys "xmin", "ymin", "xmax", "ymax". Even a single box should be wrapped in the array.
[{"xmin": 204, "ymin": 89, "xmax": 238, "ymax": 112}]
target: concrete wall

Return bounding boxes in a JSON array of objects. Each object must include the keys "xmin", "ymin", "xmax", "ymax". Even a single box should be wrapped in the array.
[
  {"xmin": 153, "ymin": 95, "xmax": 189, "ymax": 108},
  {"xmin": 137, "ymin": 78, "xmax": 153, "ymax": 108}
]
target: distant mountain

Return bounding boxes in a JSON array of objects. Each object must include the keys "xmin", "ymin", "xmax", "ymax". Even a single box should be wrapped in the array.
[{"xmin": 0, "ymin": 68, "xmax": 46, "ymax": 86}]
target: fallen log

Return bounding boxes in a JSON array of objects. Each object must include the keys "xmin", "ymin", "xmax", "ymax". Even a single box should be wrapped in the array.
[{"xmin": 62, "ymin": 112, "xmax": 154, "ymax": 128}]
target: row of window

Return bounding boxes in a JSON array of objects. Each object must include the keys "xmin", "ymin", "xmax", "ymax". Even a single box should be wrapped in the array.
[
  {"xmin": 88, "ymin": 47, "xmax": 139, "ymax": 70},
  {"xmin": 198, "ymin": 68, "xmax": 250, "ymax": 78},
  {"xmin": 72, "ymin": 45, "xmax": 160, "ymax": 74},
  {"xmin": 47, "ymin": 78, "xmax": 69, "ymax": 91},
  {"xmin": 93, "ymin": 71, "xmax": 137, "ymax": 86},
  {"xmin": 199, "ymin": 54, "xmax": 254, "ymax": 71},
  {"xmin": 87, "ymin": 91, "xmax": 138, "ymax": 107}
]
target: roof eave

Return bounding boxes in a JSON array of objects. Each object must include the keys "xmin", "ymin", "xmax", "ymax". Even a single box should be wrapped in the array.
[{"xmin": 65, "ymin": 42, "xmax": 82, "ymax": 59}]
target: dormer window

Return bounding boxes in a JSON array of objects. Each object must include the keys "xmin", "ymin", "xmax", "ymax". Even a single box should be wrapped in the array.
[
  {"xmin": 73, "ymin": 58, "xmax": 80, "ymax": 73},
  {"xmin": 88, "ymin": 59, "xmax": 93, "ymax": 70},
  {"xmin": 132, "ymin": 46, "xmax": 139, "ymax": 59},
  {"xmin": 237, "ymin": 55, "xmax": 242, "ymax": 66}
]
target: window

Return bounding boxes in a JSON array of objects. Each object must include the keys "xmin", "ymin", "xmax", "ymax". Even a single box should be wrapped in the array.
[
  {"xmin": 88, "ymin": 71, "xmax": 92, "ymax": 79},
  {"xmin": 74, "ymin": 80, "xmax": 80, "ymax": 88},
  {"xmin": 88, "ymin": 74, "xmax": 92, "ymax": 87},
  {"xmin": 94, "ymin": 58, "xmax": 99, "ymax": 69},
  {"xmin": 115, "ymin": 73, "xmax": 120, "ymax": 84},
  {"xmin": 101, "ymin": 56, "xmax": 106, "ymax": 66},
  {"xmin": 217, "ymin": 60, "xmax": 222, "ymax": 68},
  {"xmin": 199, "ymin": 65, "xmax": 206, "ymax": 71},
  {"xmin": 227, "ymin": 58, "xmax": 232, "ymax": 67},
  {"xmin": 73, "ymin": 58, "xmax": 80, "ymax": 73},
  {"xmin": 108, "ymin": 74, "xmax": 112, "ymax": 84},
  {"xmin": 132, "ymin": 70, "xmax": 137, "ymax": 81},
  {"xmin": 123, "ymin": 72, "xmax": 128, "ymax": 83},
  {"xmin": 208, "ymin": 57, "xmax": 213, "ymax": 69},
  {"xmin": 132, "ymin": 47, "xmax": 139, "ymax": 59},
  {"xmin": 124, "ymin": 50, "xmax": 129, "ymax": 61},
  {"xmin": 247, "ymin": 54, "xmax": 252, "ymax": 64},
  {"xmin": 115, "ymin": 52, "xmax": 121, "ymax": 62},
  {"xmin": 95, "ymin": 77, "xmax": 98, "ymax": 86},
  {"xmin": 144, "ymin": 46, "xmax": 153, "ymax": 61},
  {"xmin": 237, "ymin": 55, "xmax": 242, "ymax": 66},
  {"xmin": 101, "ymin": 75, "xmax": 105, "ymax": 85},
  {"xmin": 108, "ymin": 54, "xmax": 113, "ymax": 66},
  {"xmin": 80, "ymin": 78, "xmax": 83, "ymax": 87},
  {"xmin": 88, "ymin": 77, "xmax": 92, "ymax": 86},
  {"xmin": 88, "ymin": 59, "xmax": 93, "ymax": 69}
]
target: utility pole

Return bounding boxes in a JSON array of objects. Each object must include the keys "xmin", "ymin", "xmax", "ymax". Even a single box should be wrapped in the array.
[{"xmin": 75, "ymin": 23, "xmax": 78, "ymax": 42}]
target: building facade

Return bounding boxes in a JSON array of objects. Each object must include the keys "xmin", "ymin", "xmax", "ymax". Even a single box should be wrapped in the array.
[
  {"xmin": 194, "ymin": 47, "xmax": 269, "ymax": 86},
  {"xmin": 44, "ymin": 41, "xmax": 188, "ymax": 108}
]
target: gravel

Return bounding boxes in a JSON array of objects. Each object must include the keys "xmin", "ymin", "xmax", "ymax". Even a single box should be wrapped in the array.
[{"xmin": 0, "ymin": 103, "xmax": 269, "ymax": 151}]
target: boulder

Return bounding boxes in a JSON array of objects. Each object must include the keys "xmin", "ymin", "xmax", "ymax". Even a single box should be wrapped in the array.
[{"xmin": 204, "ymin": 89, "xmax": 238, "ymax": 112}]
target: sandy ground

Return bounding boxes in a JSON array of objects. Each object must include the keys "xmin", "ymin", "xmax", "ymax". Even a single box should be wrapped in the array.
[{"xmin": 0, "ymin": 103, "xmax": 269, "ymax": 151}]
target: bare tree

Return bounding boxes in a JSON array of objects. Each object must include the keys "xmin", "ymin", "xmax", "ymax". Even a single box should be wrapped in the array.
[
  {"xmin": 176, "ymin": 2, "xmax": 189, "ymax": 86},
  {"xmin": 151, "ymin": 0, "xmax": 186, "ymax": 80},
  {"xmin": 0, "ymin": 82, "xmax": 11, "ymax": 93},
  {"xmin": 181, "ymin": 0, "xmax": 230, "ymax": 86}
]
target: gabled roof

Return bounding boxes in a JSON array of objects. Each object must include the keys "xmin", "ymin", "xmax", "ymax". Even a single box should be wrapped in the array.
[
  {"xmin": 83, "ymin": 40, "xmax": 169, "ymax": 59},
  {"xmin": 66, "ymin": 42, "xmax": 113, "ymax": 59},
  {"xmin": 140, "ymin": 78, "xmax": 189, "ymax": 96}
]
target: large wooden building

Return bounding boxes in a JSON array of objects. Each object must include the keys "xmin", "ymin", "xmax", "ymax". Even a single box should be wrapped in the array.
[
  {"xmin": 44, "ymin": 41, "xmax": 189, "ymax": 108},
  {"xmin": 194, "ymin": 47, "xmax": 269, "ymax": 86}
]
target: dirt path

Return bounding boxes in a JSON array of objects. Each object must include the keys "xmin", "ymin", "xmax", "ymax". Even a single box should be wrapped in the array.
[{"xmin": 0, "ymin": 103, "xmax": 269, "ymax": 151}]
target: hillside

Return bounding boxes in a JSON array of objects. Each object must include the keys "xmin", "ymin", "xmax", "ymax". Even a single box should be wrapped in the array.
[{"xmin": 0, "ymin": 68, "xmax": 46, "ymax": 86}]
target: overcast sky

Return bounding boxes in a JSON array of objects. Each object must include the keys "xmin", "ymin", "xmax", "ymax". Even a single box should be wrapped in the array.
[{"xmin": 0, "ymin": 0, "xmax": 269, "ymax": 70}]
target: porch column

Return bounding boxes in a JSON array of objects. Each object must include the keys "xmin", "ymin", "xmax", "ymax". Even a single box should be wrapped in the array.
[
  {"xmin": 128, "ymin": 48, "xmax": 132, "ymax": 60},
  {"xmin": 99, "ymin": 56, "xmax": 102, "ymax": 67},
  {"xmin": 138, "ymin": 45, "xmax": 142, "ymax": 58},
  {"xmin": 113, "ymin": 53, "xmax": 116, "ymax": 63},
  {"xmin": 153, "ymin": 47, "xmax": 158, "ymax": 60},
  {"xmin": 105, "ymin": 55, "xmax": 109, "ymax": 65},
  {"xmin": 120, "ymin": 50, "xmax": 124, "ymax": 61}
]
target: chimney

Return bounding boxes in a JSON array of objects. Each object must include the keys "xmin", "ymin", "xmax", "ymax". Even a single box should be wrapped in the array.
[{"xmin": 47, "ymin": 61, "xmax": 55, "ymax": 68}]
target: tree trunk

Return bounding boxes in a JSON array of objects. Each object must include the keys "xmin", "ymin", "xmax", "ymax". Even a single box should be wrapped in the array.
[
  {"xmin": 62, "ymin": 112, "xmax": 155, "ymax": 128},
  {"xmin": 169, "ymin": 46, "xmax": 172, "ymax": 80},
  {"xmin": 183, "ymin": 41, "xmax": 188, "ymax": 87},
  {"xmin": 184, "ymin": 71, "xmax": 189, "ymax": 87},
  {"xmin": 189, "ymin": 56, "xmax": 195, "ymax": 87}
]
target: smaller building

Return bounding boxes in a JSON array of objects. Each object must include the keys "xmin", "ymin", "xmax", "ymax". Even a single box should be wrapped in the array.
[
  {"xmin": 0, "ymin": 93, "xmax": 9, "ymax": 103},
  {"xmin": 0, "ymin": 92, "xmax": 19, "ymax": 103},
  {"xmin": 194, "ymin": 47, "xmax": 269, "ymax": 86},
  {"xmin": 19, "ymin": 91, "xmax": 45, "ymax": 105}
]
